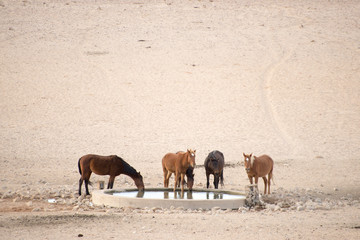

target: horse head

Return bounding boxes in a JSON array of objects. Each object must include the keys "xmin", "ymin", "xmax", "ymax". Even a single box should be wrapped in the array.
[
  {"xmin": 243, "ymin": 153, "xmax": 253, "ymax": 173},
  {"xmin": 134, "ymin": 171, "xmax": 145, "ymax": 191},
  {"xmin": 187, "ymin": 149, "xmax": 196, "ymax": 167},
  {"xmin": 186, "ymin": 167, "xmax": 195, "ymax": 191}
]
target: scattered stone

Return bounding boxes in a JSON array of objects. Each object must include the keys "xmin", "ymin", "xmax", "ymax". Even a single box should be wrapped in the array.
[
  {"xmin": 245, "ymin": 184, "xmax": 262, "ymax": 208},
  {"xmin": 211, "ymin": 206, "xmax": 221, "ymax": 212},
  {"xmin": 297, "ymin": 206, "xmax": 305, "ymax": 211}
]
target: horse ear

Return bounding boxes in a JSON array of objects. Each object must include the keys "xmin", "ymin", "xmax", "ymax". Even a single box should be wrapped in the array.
[
  {"xmin": 194, "ymin": 149, "xmax": 196, "ymax": 153},
  {"xmin": 187, "ymin": 149, "xmax": 190, "ymax": 152},
  {"xmin": 243, "ymin": 153, "xmax": 246, "ymax": 157},
  {"xmin": 250, "ymin": 153, "xmax": 253, "ymax": 157}
]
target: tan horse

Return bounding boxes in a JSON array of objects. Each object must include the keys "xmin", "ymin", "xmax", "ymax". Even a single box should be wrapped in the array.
[
  {"xmin": 162, "ymin": 149, "xmax": 196, "ymax": 192},
  {"xmin": 243, "ymin": 153, "xmax": 274, "ymax": 194},
  {"xmin": 78, "ymin": 154, "xmax": 144, "ymax": 195}
]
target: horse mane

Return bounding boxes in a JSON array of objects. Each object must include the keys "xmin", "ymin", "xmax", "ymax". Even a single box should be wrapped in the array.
[
  {"xmin": 114, "ymin": 155, "xmax": 138, "ymax": 176},
  {"xmin": 210, "ymin": 150, "xmax": 220, "ymax": 161},
  {"xmin": 250, "ymin": 155, "xmax": 255, "ymax": 167}
]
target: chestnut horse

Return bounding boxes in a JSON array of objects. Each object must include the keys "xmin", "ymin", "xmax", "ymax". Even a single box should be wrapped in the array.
[
  {"xmin": 78, "ymin": 154, "xmax": 144, "ymax": 195},
  {"xmin": 243, "ymin": 153, "xmax": 273, "ymax": 194},
  {"xmin": 204, "ymin": 150, "xmax": 224, "ymax": 189},
  {"xmin": 162, "ymin": 149, "xmax": 196, "ymax": 191}
]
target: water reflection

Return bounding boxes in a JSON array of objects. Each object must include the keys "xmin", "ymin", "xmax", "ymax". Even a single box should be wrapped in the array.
[
  {"xmin": 136, "ymin": 190, "xmax": 145, "ymax": 198},
  {"xmin": 113, "ymin": 190, "xmax": 244, "ymax": 200},
  {"xmin": 206, "ymin": 192, "xmax": 223, "ymax": 199}
]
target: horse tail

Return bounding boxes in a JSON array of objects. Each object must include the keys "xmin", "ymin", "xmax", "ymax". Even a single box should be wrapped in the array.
[
  {"xmin": 270, "ymin": 167, "xmax": 275, "ymax": 185},
  {"xmin": 78, "ymin": 158, "xmax": 82, "ymax": 175}
]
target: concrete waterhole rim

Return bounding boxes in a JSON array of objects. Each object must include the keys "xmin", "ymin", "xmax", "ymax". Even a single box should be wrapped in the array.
[{"xmin": 92, "ymin": 188, "xmax": 246, "ymax": 210}]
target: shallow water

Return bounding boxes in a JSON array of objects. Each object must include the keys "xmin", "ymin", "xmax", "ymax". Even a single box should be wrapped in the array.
[{"xmin": 111, "ymin": 190, "xmax": 245, "ymax": 200}]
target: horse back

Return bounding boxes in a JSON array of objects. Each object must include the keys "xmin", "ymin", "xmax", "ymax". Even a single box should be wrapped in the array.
[
  {"xmin": 204, "ymin": 150, "xmax": 224, "ymax": 173},
  {"xmin": 253, "ymin": 155, "xmax": 273, "ymax": 177},
  {"xmin": 80, "ymin": 154, "xmax": 115, "ymax": 176},
  {"xmin": 162, "ymin": 153, "xmax": 178, "ymax": 172}
]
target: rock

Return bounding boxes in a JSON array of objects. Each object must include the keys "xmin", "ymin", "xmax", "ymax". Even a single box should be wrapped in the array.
[
  {"xmin": 13, "ymin": 197, "xmax": 20, "ymax": 202},
  {"xmin": 151, "ymin": 207, "xmax": 161, "ymax": 212},
  {"xmin": 26, "ymin": 201, "xmax": 33, "ymax": 207},
  {"xmin": 106, "ymin": 209, "xmax": 114, "ymax": 214},
  {"xmin": 211, "ymin": 206, "xmax": 221, "ymax": 212},
  {"xmin": 176, "ymin": 207, "xmax": 184, "ymax": 211},
  {"xmin": 297, "ymin": 206, "xmax": 305, "ymax": 211},
  {"xmin": 266, "ymin": 204, "xmax": 276, "ymax": 211},
  {"xmin": 274, "ymin": 205, "xmax": 281, "ymax": 211}
]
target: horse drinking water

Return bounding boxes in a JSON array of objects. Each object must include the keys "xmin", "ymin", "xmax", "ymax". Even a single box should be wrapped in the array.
[
  {"xmin": 78, "ymin": 154, "xmax": 144, "ymax": 195},
  {"xmin": 204, "ymin": 150, "xmax": 224, "ymax": 189},
  {"xmin": 162, "ymin": 149, "xmax": 196, "ymax": 192},
  {"xmin": 243, "ymin": 153, "xmax": 274, "ymax": 194}
]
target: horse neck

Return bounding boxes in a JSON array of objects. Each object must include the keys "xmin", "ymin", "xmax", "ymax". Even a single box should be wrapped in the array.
[
  {"xmin": 180, "ymin": 152, "xmax": 190, "ymax": 166},
  {"xmin": 118, "ymin": 157, "xmax": 139, "ymax": 179},
  {"xmin": 250, "ymin": 155, "xmax": 255, "ymax": 167}
]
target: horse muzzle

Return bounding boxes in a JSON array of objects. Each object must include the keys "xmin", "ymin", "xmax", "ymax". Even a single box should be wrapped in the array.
[{"xmin": 245, "ymin": 168, "xmax": 251, "ymax": 173}]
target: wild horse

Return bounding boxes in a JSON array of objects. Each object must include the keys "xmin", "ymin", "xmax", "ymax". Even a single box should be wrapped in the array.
[
  {"xmin": 243, "ymin": 153, "xmax": 274, "ymax": 194},
  {"xmin": 78, "ymin": 154, "xmax": 144, "ymax": 195},
  {"xmin": 162, "ymin": 149, "xmax": 196, "ymax": 191},
  {"xmin": 204, "ymin": 150, "xmax": 224, "ymax": 189}
]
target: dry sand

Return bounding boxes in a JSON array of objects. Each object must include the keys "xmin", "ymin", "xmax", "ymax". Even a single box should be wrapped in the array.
[{"xmin": 1, "ymin": 0, "xmax": 360, "ymax": 239}]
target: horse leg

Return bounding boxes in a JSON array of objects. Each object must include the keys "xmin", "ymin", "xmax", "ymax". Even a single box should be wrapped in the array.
[
  {"xmin": 220, "ymin": 170, "xmax": 224, "ymax": 187},
  {"xmin": 78, "ymin": 178, "xmax": 83, "ymax": 195},
  {"xmin": 214, "ymin": 174, "xmax": 219, "ymax": 189},
  {"xmin": 85, "ymin": 180, "xmax": 90, "ymax": 195},
  {"xmin": 248, "ymin": 175, "xmax": 253, "ymax": 184},
  {"xmin": 180, "ymin": 173, "xmax": 185, "ymax": 192},
  {"xmin": 174, "ymin": 172, "xmax": 178, "ymax": 192},
  {"xmin": 163, "ymin": 169, "xmax": 168, "ymax": 187},
  {"xmin": 83, "ymin": 172, "xmax": 92, "ymax": 195},
  {"xmin": 108, "ymin": 175, "xmax": 115, "ymax": 189},
  {"xmin": 268, "ymin": 172, "xmax": 272, "ymax": 194},
  {"xmin": 254, "ymin": 176, "xmax": 259, "ymax": 192},
  {"xmin": 165, "ymin": 172, "xmax": 172, "ymax": 188},
  {"xmin": 262, "ymin": 177, "xmax": 268, "ymax": 194},
  {"xmin": 206, "ymin": 172, "xmax": 210, "ymax": 189}
]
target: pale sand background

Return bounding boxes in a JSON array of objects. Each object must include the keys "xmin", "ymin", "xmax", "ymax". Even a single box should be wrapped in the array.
[{"xmin": 0, "ymin": 0, "xmax": 360, "ymax": 239}]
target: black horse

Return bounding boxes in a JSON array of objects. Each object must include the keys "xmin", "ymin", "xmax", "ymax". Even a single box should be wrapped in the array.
[{"xmin": 204, "ymin": 150, "xmax": 224, "ymax": 189}]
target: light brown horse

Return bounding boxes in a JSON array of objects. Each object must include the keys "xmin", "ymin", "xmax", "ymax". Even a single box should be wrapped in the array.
[
  {"xmin": 162, "ymin": 149, "xmax": 196, "ymax": 192},
  {"xmin": 243, "ymin": 153, "xmax": 274, "ymax": 194},
  {"xmin": 78, "ymin": 154, "xmax": 144, "ymax": 195}
]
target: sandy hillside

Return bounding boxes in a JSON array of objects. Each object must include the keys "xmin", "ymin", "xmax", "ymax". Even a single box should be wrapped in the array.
[{"xmin": 0, "ymin": 0, "xmax": 360, "ymax": 239}]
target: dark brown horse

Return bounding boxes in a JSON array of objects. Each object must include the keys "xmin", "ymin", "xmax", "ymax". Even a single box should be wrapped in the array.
[
  {"xmin": 177, "ymin": 166, "xmax": 195, "ymax": 191},
  {"xmin": 78, "ymin": 154, "xmax": 144, "ymax": 195},
  {"xmin": 204, "ymin": 150, "xmax": 224, "ymax": 189},
  {"xmin": 243, "ymin": 153, "xmax": 274, "ymax": 194},
  {"xmin": 162, "ymin": 149, "xmax": 196, "ymax": 191}
]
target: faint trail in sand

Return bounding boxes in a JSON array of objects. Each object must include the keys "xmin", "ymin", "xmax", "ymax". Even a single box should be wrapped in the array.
[{"xmin": 260, "ymin": 50, "xmax": 295, "ymax": 148}]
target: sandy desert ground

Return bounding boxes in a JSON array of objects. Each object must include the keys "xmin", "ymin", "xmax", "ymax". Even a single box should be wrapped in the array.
[{"xmin": 1, "ymin": 0, "xmax": 360, "ymax": 239}]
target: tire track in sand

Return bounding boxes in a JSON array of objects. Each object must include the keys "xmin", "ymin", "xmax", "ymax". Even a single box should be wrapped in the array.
[{"xmin": 260, "ymin": 50, "xmax": 296, "ymax": 149}]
